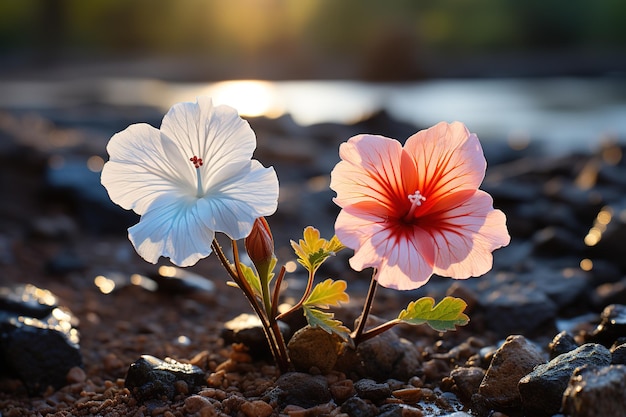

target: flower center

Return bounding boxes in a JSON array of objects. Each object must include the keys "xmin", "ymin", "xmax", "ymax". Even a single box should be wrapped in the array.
[
  {"xmin": 190, "ymin": 156, "xmax": 204, "ymax": 197},
  {"xmin": 405, "ymin": 190, "xmax": 426, "ymax": 220}
]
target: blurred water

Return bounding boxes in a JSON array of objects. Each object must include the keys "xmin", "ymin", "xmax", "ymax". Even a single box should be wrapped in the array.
[{"xmin": 1, "ymin": 77, "xmax": 625, "ymax": 155}]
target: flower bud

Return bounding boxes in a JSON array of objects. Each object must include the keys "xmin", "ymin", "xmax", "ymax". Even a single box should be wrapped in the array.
[{"xmin": 245, "ymin": 217, "xmax": 275, "ymax": 278}]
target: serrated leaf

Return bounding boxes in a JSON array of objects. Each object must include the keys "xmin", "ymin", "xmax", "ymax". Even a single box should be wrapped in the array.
[
  {"xmin": 303, "ymin": 306, "xmax": 351, "ymax": 342},
  {"xmin": 304, "ymin": 279, "xmax": 349, "ymax": 309},
  {"xmin": 397, "ymin": 296, "xmax": 469, "ymax": 332},
  {"xmin": 290, "ymin": 226, "xmax": 346, "ymax": 273},
  {"xmin": 239, "ymin": 262, "xmax": 262, "ymax": 299}
]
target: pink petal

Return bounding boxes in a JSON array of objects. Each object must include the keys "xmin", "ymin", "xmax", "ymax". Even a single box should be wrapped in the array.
[
  {"xmin": 330, "ymin": 134, "xmax": 405, "ymax": 212},
  {"xmin": 404, "ymin": 122, "xmax": 486, "ymax": 205},
  {"xmin": 426, "ymin": 190, "xmax": 510, "ymax": 278},
  {"xmin": 335, "ymin": 209, "xmax": 437, "ymax": 290}
]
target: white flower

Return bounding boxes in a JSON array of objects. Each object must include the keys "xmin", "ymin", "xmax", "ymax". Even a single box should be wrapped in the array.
[{"xmin": 101, "ymin": 96, "xmax": 279, "ymax": 267}]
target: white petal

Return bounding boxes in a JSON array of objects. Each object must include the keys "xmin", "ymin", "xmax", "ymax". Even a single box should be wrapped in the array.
[
  {"xmin": 160, "ymin": 97, "xmax": 258, "ymax": 190},
  {"xmin": 199, "ymin": 161, "xmax": 279, "ymax": 239},
  {"xmin": 128, "ymin": 194, "xmax": 215, "ymax": 267},
  {"xmin": 101, "ymin": 124, "xmax": 195, "ymax": 214}
]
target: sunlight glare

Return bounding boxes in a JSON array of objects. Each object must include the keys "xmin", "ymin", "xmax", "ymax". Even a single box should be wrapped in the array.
[{"xmin": 201, "ymin": 80, "xmax": 284, "ymax": 118}]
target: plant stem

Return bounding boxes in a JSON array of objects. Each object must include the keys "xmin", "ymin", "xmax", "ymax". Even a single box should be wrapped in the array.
[
  {"xmin": 353, "ymin": 319, "xmax": 401, "ymax": 344},
  {"xmin": 212, "ymin": 239, "xmax": 290, "ymax": 372},
  {"xmin": 352, "ymin": 270, "xmax": 378, "ymax": 346},
  {"xmin": 271, "ymin": 265, "xmax": 286, "ymax": 320},
  {"xmin": 275, "ymin": 269, "xmax": 315, "ymax": 321}
]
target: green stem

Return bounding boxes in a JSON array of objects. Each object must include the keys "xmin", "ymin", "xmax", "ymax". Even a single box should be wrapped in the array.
[
  {"xmin": 275, "ymin": 268, "xmax": 315, "ymax": 321},
  {"xmin": 352, "ymin": 270, "xmax": 378, "ymax": 346}
]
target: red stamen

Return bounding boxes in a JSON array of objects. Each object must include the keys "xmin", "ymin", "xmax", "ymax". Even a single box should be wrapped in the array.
[{"xmin": 190, "ymin": 156, "xmax": 203, "ymax": 169}]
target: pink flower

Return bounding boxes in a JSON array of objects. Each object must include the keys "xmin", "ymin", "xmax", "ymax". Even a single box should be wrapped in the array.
[{"xmin": 330, "ymin": 121, "xmax": 510, "ymax": 290}]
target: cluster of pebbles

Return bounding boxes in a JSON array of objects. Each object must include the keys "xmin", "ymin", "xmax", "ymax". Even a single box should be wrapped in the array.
[{"xmin": 1, "ymin": 108, "xmax": 626, "ymax": 416}]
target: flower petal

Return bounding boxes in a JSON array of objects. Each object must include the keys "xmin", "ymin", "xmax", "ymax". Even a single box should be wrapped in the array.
[
  {"xmin": 101, "ymin": 124, "xmax": 194, "ymax": 215},
  {"xmin": 330, "ymin": 134, "xmax": 405, "ymax": 213},
  {"xmin": 404, "ymin": 122, "xmax": 486, "ymax": 205},
  {"xmin": 335, "ymin": 209, "xmax": 436, "ymax": 290},
  {"xmin": 199, "ymin": 160, "xmax": 279, "ymax": 239},
  {"xmin": 128, "ymin": 194, "xmax": 215, "ymax": 267},
  {"xmin": 425, "ymin": 190, "xmax": 510, "ymax": 278},
  {"xmin": 160, "ymin": 97, "xmax": 258, "ymax": 190}
]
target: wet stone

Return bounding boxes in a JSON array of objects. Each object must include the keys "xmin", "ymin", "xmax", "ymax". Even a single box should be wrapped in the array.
[
  {"xmin": 124, "ymin": 355, "xmax": 206, "ymax": 402},
  {"xmin": 0, "ymin": 284, "xmax": 82, "ymax": 395},
  {"xmin": 562, "ymin": 364, "xmax": 626, "ymax": 417},
  {"xmin": 518, "ymin": 343, "xmax": 612, "ymax": 417},
  {"xmin": 377, "ymin": 403, "xmax": 424, "ymax": 417},
  {"xmin": 587, "ymin": 304, "xmax": 626, "ymax": 347},
  {"xmin": 611, "ymin": 341, "xmax": 626, "ymax": 365},
  {"xmin": 548, "ymin": 331, "xmax": 579, "ymax": 359}
]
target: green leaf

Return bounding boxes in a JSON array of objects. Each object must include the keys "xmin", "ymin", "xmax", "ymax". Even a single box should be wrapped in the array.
[
  {"xmin": 397, "ymin": 296, "xmax": 469, "ymax": 332},
  {"xmin": 303, "ymin": 306, "xmax": 351, "ymax": 342},
  {"xmin": 239, "ymin": 262, "xmax": 262, "ymax": 299},
  {"xmin": 304, "ymin": 279, "xmax": 349, "ymax": 309},
  {"xmin": 290, "ymin": 226, "xmax": 346, "ymax": 273}
]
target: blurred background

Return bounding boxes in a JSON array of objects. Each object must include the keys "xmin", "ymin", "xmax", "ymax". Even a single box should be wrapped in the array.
[{"xmin": 1, "ymin": 0, "xmax": 626, "ymax": 154}]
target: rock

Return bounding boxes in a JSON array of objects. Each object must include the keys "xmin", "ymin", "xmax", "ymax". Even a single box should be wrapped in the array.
[
  {"xmin": 221, "ymin": 313, "xmax": 290, "ymax": 360},
  {"xmin": 518, "ymin": 343, "xmax": 612, "ymax": 416},
  {"xmin": 264, "ymin": 372, "xmax": 331, "ymax": 409},
  {"xmin": 336, "ymin": 315, "xmax": 421, "ymax": 381},
  {"xmin": 548, "ymin": 331, "xmax": 579, "ymax": 359},
  {"xmin": 340, "ymin": 396, "xmax": 378, "ymax": 417},
  {"xmin": 149, "ymin": 265, "xmax": 216, "ymax": 297},
  {"xmin": 472, "ymin": 335, "xmax": 545, "ymax": 415},
  {"xmin": 561, "ymin": 364, "xmax": 626, "ymax": 417},
  {"xmin": 480, "ymin": 283, "xmax": 558, "ymax": 335},
  {"xmin": 0, "ymin": 284, "xmax": 82, "ymax": 395},
  {"xmin": 592, "ymin": 277, "xmax": 626, "ymax": 308},
  {"xmin": 587, "ymin": 304, "xmax": 626, "ymax": 347},
  {"xmin": 377, "ymin": 403, "xmax": 424, "ymax": 417},
  {"xmin": 124, "ymin": 355, "xmax": 206, "ymax": 402},
  {"xmin": 353, "ymin": 379, "xmax": 392, "ymax": 403},
  {"xmin": 448, "ymin": 367, "xmax": 485, "ymax": 403},
  {"xmin": 287, "ymin": 326, "xmax": 343, "ymax": 374},
  {"xmin": 611, "ymin": 341, "xmax": 626, "ymax": 365}
]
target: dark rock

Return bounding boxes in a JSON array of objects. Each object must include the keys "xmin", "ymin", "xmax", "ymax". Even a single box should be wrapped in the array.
[
  {"xmin": 449, "ymin": 366, "xmax": 485, "ymax": 403},
  {"xmin": 221, "ymin": 313, "xmax": 290, "ymax": 360},
  {"xmin": 353, "ymin": 379, "xmax": 392, "ymax": 403},
  {"xmin": 518, "ymin": 343, "xmax": 612, "ymax": 416},
  {"xmin": 472, "ymin": 335, "xmax": 545, "ymax": 415},
  {"xmin": 587, "ymin": 304, "xmax": 626, "ymax": 347},
  {"xmin": 0, "ymin": 284, "xmax": 82, "ymax": 395},
  {"xmin": 562, "ymin": 364, "xmax": 626, "ymax": 417},
  {"xmin": 335, "ymin": 315, "xmax": 421, "ymax": 381},
  {"xmin": 532, "ymin": 226, "xmax": 586, "ymax": 256},
  {"xmin": 549, "ymin": 331, "xmax": 579, "ymax": 359},
  {"xmin": 340, "ymin": 396, "xmax": 378, "ymax": 417},
  {"xmin": 592, "ymin": 277, "xmax": 626, "ymax": 308},
  {"xmin": 611, "ymin": 341, "xmax": 626, "ymax": 365},
  {"xmin": 287, "ymin": 325, "xmax": 342, "ymax": 374},
  {"xmin": 124, "ymin": 355, "xmax": 205, "ymax": 402},
  {"xmin": 148, "ymin": 265, "xmax": 216, "ymax": 297},
  {"xmin": 265, "ymin": 372, "xmax": 331, "ymax": 408},
  {"xmin": 377, "ymin": 403, "xmax": 424, "ymax": 417},
  {"xmin": 480, "ymin": 283, "xmax": 558, "ymax": 335}
]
